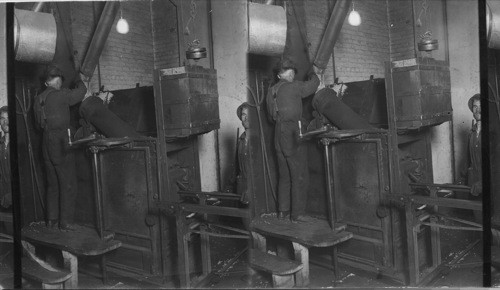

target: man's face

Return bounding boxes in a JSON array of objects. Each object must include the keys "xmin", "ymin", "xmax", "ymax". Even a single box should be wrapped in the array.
[
  {"xmin": 47, "ymin": 76, "xmax": 62, "ymax": 90},
  {"xmin": 241, "ymin": 107, "xmax": 250, "ymax": 129},
  {"xmin": 0, "ymin": 112, "xmax": 8, "ymax": 134},
  {"xmin": 472, "ymin": 99, "xmax": 481, "ymax": 121},
  {"xmin": 279, "ymin": 69, "xmax": 295, "ymax": 82}
]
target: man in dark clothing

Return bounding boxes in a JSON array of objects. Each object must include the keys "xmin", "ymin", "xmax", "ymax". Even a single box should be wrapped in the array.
[
  {"xmin": 459, "ymin": 94, "xmax": 482, "ymax": 223},
  {"xmin": 0, "ymin": 106, "xmax": 11, "ymax": 210},
  {"xmin": 266, "ymin": 60, "xmax": 320, "ymax": 222},
  {"xmin": 235, "ymin": 102, "xmax": 251, "ymax": 205},
  {"xmin": 34, "ymin": 66, "xmax": 87, "ymax": 230}
]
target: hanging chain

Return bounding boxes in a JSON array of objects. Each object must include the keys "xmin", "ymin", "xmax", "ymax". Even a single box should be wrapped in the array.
[
  {"xmin": 418, "ymin": 0, "xmax": 432, "ymax": 41},
  {"xmin": 184, "ymin": 0, "xmax": 200, "ymax": 50}
]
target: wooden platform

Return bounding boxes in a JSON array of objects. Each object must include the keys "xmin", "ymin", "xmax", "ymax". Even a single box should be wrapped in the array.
[
  {"xmin": 250, "ymin": 249, "xmax": 303, "ymax": 275},
  {"xmin": 250, "ymin": 215, "xmax": 352, "ymax": 247},
  {"xmin": 21, "ymin": 222, "xmax": 121, "ymax": 288},
  {"xmin": 22, "ymin": 257, "xmax": 72, "ymax": 288},
  {"xmin": 21, "ymin": 222, "xmax": 121, "ymax": 256},
  {"xmin": 250, "ymin": 249, "xmax": 303, "ymax": 288}
]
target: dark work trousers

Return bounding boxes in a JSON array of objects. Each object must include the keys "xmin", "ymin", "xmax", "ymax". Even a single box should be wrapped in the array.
[
  {"xmin": 42, "ymin": 129, "xmax": 77, "ymax": 224},
  {"xmin": 275, "ymin": 120, "xmax": 306, "ymax": 218}
]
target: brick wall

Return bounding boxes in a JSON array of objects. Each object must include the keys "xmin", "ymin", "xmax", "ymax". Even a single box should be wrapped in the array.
[
  {"xmin": 304, "ymin": 0, "xmax": 390, "ymax": 84},
  {"xmin": 151, "ymin": 0, "xmax": 180, "ymax": 69},
  {"xmin": 387, "ymin": 0, "xmax": 416, "ymax": 61},
  {"xmin": 71, "ymin": 1, "xmax": 155, "ymax": 92}
]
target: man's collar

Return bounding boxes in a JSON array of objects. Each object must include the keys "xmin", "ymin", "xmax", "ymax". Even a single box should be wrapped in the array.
[{"xmin": 472, "ymin": 121, "xmax": 481, "ymax": 132}]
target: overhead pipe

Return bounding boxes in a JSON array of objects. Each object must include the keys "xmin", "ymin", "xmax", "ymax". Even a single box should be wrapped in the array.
[
  {"xmin": 80, "ymin": 1, "xmax": 120, "ymax": 79},
  {"xmin": 31, "ymin": 2, "xmax": 45, "ymax": 12},
  {"xmin": 313, "ymin": 0, "xmax": 351, "ymax": 70},
  {"xmin": 487, "ymin": 0, "xmax": 500, "ymax": 49}
]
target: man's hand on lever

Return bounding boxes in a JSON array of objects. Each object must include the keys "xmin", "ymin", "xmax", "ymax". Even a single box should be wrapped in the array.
[
  {"xmin": 313, "ymin": 64, "xmax": 324, "ymax": 76},
  {"xmin": 313, "ymin": 65, "xmax": 326, "ymax": 92},
  {"xmin": 80, "ymin": 72, "xmax": 91, "ymax": 83}
]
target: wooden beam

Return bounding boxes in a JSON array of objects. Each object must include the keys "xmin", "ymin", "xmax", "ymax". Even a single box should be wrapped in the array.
[
  {"xmin": 62, "ymin": 251, "xmax": 78, "ymax": 288},
  {"xmin": 292, "ymin": 242, "xmax": 309, "ymax": 286},
  {"xmin": 408, "ymin": 196, "xmax": 481, "ymax": 211},
  {"xmin": 179, "ymin": 203, "xmax": 251, "ymax": 218},
  {"xmin": 409, "ymin": 182, "xmax": 471, "ymax": 192},
  {"xmin": 385, "ymin": 194, "xmax": 481, "ymax": 211}
]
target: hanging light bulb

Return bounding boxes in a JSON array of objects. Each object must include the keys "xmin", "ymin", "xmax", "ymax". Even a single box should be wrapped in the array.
[
  {"xmin": 348, "ymin": 2, "xmax": 361, "ymax": 26},
  {"xmin": 116, "ymin": 3, "xmax": 129, "ymax": 34},
  {"xmin": 117, "ymin": 18, "xmax": 129, "ymax": 34}
]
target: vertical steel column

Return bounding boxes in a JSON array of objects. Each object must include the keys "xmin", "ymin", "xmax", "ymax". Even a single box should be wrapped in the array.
[
  {"xmin": 321, "ymin": 138, "xmax": 336, "ymax": 230},
  {"xmin": 90, "ymin": 146, "xmax": 104, "ymax": 239}
]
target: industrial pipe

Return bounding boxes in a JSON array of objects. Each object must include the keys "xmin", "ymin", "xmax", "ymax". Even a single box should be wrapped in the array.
[
  {"xmin": 487, "ymin": 0, "xmax": 500, "ymax": 49},
  {"xmin": 80, "ymin": 1, "xmax": 120, "ymax": 79},
  {"xmin": 313, "ymin": 0, "xmax": 351, "ymax": 70},
  {"xmin": 312, "ymin": 88, "xmax": 372, "ymax": 129},
  {"xmin": 14, "ymin": 9, "xmax": 56, "ymax": 63},
  {"xmin": 31, "ymin": 2, "xmax": 45, "ymax": 12}
]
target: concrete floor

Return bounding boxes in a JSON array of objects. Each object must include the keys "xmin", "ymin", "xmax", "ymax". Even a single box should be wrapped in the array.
[{"xmin": 0, "ymin": 219, "xmax": 487, "ymax": 289}]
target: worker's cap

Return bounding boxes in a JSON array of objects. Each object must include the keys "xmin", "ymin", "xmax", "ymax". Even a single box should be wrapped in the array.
[
  {"xmin": 45, "ymin": 65, "xmax": 65, "ymax": 82},
  {"xmin": 468, "ymin": 94, "xmax": 481, "ymax": 112},
  {"xmin": 237, "ymin": 102, "xmax": 250, "ymax": 120},
  {"xmin": 0, "ymin": 106, "xmax": 7, "ymax": 115},
  {"xmin": 278, "ymin": 59, "xmax": 298, "ymax": 74}
]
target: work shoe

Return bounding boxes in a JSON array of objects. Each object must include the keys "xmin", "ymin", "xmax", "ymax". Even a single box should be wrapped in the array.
[
  {"xmin": 46, "ymin": 220, "xmax": 58, "ymax": 229},
  {"xmin": 277, "ymin": 211, "xmax": 290, "ymax": 221},
  {"xmin": 291, "ymin": 215, "xmax": 317, "ymax": 223}
]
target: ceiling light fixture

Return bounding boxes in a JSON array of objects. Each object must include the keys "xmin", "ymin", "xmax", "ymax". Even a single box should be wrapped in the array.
[
  {"xmin": 348, "ymin": 2, "xmax": 361, "ymax": 26},
  {"xmin": 116, "ymin": 2, "xmax": 129, "ymax": 34}
]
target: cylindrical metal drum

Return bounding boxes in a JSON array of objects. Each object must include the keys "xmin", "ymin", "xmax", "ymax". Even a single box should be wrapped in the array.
[
  {"xmin": 312, "ymin": 88, "xmax": 373, "ymax": 130},
  {"xmin": 487, "ymin": 0, "xmax": 500, "ymax": 49},
  {"xmin": 14, "ymin": 8, "xmax": 57, "ymax": 64},
  {"xmin": 248, "ymin": 2, "xmax": 286, "ymax": 56}
]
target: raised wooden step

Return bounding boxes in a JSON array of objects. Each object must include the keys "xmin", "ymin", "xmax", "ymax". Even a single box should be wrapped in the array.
[
  {"xmin": 250, "ymin": 249, "xmax": 303, "ymax": 288},
  {"xmin": 22, "ymin": 257, "xmax": 72, "ymax": 289}
]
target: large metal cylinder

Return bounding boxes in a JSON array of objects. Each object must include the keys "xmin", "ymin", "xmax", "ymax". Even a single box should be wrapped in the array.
[
  {"xmin": 313, "ymin": 0, "xmax": 351, "ymax": 70},
  {"xmin": 312, "ymin": 88, "xmax": 372, "ymax": 130},
  {"xmin": 248, "ymin": 2, "xmax": 286, "ymax": 56},
  {"xmin": 487, "ymin": 0, "xmax": 500, "ymax": 49},
  {"xmin": 14, "ymin": 9, "xmax": 56, "ymax": 64},
  {"xmin": 80, "ymin": 96, "xmax": 141, "ymax": 138},
  {"xmin": 81, "ymin": 1, "xmax": 120, "ymax": 79}
]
